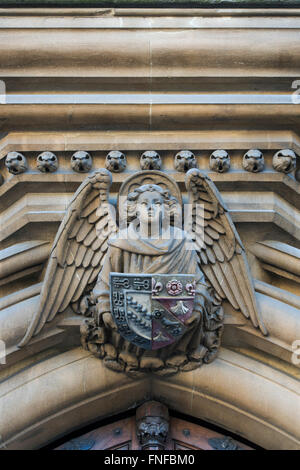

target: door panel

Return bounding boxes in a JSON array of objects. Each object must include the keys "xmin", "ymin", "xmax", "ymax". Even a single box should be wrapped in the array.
[{"xmin": 55, "ymin": 402, "xmax": 253, "ymax": 450}]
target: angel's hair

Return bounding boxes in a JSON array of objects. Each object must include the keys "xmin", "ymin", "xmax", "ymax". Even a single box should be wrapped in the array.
[{"xmin": 126, "ymin": 184, "xmax": 178, "ymax": 220}]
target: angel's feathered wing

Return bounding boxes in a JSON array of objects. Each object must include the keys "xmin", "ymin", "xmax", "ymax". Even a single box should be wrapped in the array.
[
  {"xmin": 19, "ymin": 169, "xmax": 118, "ymax": 346},
  {"xmin": 185, "ymin": 169, "xmax": 267, "ymax": 335}
]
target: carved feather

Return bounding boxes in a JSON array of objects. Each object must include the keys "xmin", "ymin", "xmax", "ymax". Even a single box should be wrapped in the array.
[
  {"xmin": 19, "ymin": 169, "xmax": 118, "ymax": 346},
  {"xmin": 185, "ymin": 169, "xmax": 267, "ymax": 335}
]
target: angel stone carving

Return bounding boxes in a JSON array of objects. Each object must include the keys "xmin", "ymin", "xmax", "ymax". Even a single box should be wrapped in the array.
[{"xmin": 19, "ymin": 168, "xmax": 267, "ymax": 378}]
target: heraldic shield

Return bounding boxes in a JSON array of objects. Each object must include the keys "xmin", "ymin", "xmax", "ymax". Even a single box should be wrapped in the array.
[{"xmin": 110, "ymin": 273, "xmax": 196, "ymax": 350}]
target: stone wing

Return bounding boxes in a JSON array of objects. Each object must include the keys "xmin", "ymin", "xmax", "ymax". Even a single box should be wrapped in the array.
[
  {"xmin": 185, "ymin": 169, "xmax": 267, "ymax": 335},
  {"xmin": 19, "ymin": 169, "xmax": 118, "ymax": 346}
]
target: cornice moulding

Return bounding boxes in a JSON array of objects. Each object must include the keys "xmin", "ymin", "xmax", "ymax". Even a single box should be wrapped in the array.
[
  {"xmin": 1, "ymin": 105, "xmax": 300, "ymax": 133},
  {"xmin": 0, "ymin": 130, "xmax": 299, "ymax": 156},
  {"xmin": 252, "ymin": 240, "xmax": 300, "ymax": 281},
  {"xmin": 0, "ymin": 23, "xmax": 300, "ymax": 78},
  {"xmin": 1, "ymin": 184, "xmax": 300, "ymax": 242},
  {"xmin": 0, "ymin": 282, "xmax": 42, "ymax": 311},
  {"xmin": 1, "ymin": 1, "xmax": 300, "ymax": 8},
  {"xmin": 2, "ymin": 8, "xmax": 300, "ymax": 16},
  {"xmin": 254, "ymin": 279, "xmax": 300, "ymax": 309},
  {"xmin": 0, "ymin": 240, "xmax": 50, "ymax": 278},
  {"xmin": 2, "ymin": 12, "xmax": 300, "ymax": 27},
  {"xmin": 0, "ymin": 295, "xmax": 39, "ymax": 348}
]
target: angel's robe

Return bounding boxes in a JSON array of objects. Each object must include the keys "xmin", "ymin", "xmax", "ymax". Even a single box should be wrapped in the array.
[{"xmin": 93, "ymin": 223, "xmax": 211, "ymax": 354}]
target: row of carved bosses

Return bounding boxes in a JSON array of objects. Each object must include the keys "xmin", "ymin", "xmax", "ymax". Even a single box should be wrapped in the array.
[{"xmin": 2, "ymin": 148, "xmax": 299, "ymax": 176}]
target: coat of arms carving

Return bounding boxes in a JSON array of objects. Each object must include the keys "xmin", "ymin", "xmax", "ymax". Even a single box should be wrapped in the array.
[
  {"xmin": 110, "ymin": 273, "xmax": 197, "ymax": 350},
  {"xmin": 18, "ymin": 167, "xmax": 267, "ymax": 377}
]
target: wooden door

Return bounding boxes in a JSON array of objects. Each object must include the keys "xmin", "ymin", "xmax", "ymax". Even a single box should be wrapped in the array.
[{"xmin": 56, "ymin": 401, "xmax": 253, "ymax": 450}]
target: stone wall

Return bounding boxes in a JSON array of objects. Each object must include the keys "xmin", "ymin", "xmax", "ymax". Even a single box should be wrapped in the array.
[{"xmin": 0, "ymin": 6, "xmax": 299, "ymax": 450}]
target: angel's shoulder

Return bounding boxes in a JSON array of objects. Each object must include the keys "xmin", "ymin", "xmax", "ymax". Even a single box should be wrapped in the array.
[
  {"xmin": 171, "ymin": 226, "xmax": 185, "ymax": 236},
  {"xmin": 173, "ymin": 226, "xmax": 193, "ymax": 241},
  {"xmin": 107, "ymin": 229, "xmax": 128, "ymax": 249}
]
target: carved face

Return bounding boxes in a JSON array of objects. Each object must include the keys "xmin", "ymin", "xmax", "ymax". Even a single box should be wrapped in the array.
[
  {"xmin": 210, "ymin": 150, "xmax": 230, "ymax": 173},
  {"xmin": 136, "ymin": 190, "xmax": 165, "ymax": 226},
  {"xmin": 5, "ymin": 152, "xmax": 27, "ymax": 175},
  {"xmin": 36, "ymin": 151, "xmax": 58, "ymax": 173},
  {"xmin": 71, "ymin": 151, "xmax": 92, "ymax": 173},
  {"xmin": 243, "ymin": 149, "xmax": 264, "ymax": 173},
  {"xmin": 140, "ymin": 151, "xmax": 162, "ymax": 170},
  {"xmin": 273, "ymin": 149, "xmax": 296, "ymax": 174},
  {"xmin": 137, "ymin": 416, "xmax": 169, "ymax": 447},
  {"xmin": 174, "ymin": 150, "xmax": 197, "ymax": 172},
  {"xmin": 105, "ymin": 150, "xmax": 126, "ymax": 172}
]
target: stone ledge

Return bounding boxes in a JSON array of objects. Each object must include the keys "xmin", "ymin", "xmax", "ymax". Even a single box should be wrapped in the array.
[
  {"xmin": 1, "ymin": 190, "xmax": 300, "ymax": 242},
  {"xmin": 1, "ymin": 1, "xmax": 300, "ymax": 8},
  {"xmin": 0, "ymin": 240, "xmax": 50, "ymax": 283}
]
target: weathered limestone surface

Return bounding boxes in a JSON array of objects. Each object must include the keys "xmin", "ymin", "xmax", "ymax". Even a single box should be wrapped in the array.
[
  {"xmin": 0, "ymin": 7, "xmax": 299, "ymax": 449},
  {"xmin": 1, "ymin": 1, "xmax": 300, "ymax": 7},
  {"xmin": 0, "ymin": 347, "xmax": 298, "ymax": 450}
]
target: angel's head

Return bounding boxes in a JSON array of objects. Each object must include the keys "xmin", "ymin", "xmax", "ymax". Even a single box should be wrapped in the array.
[{"xmin": 126, "ymin": 184, "xmax": 177, "ymax": 229}]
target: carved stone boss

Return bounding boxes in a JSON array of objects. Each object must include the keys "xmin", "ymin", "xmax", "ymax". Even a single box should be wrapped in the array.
[
  {"xmin": 18, "ymin": 167, "xmax": 267, "ymax": 378},
  {"xmin": 136, "ymin": 401, "xmax": 169, "ymax": 450}
]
